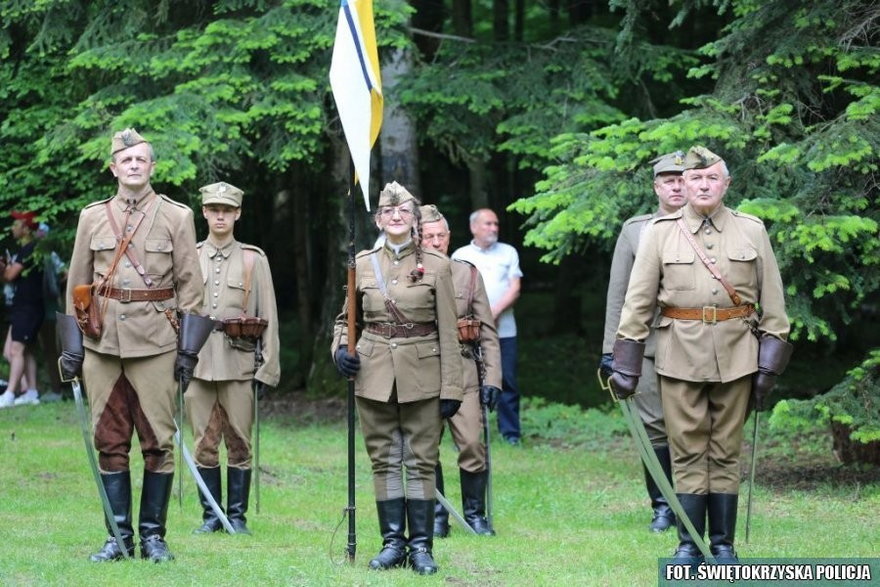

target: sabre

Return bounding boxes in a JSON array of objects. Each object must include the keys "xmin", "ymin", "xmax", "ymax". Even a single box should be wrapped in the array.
[
  {"xmin": 253, "ymin": 338, "xmax": 263, "ymax": 515},
  {"xmin": 473, "ymin": 343, "xmax": 494, "ymax": 527},
  {"xmin": 61, "ymin": 363, "xmax": 132, "ymax": 560},
  {"xmin": 745, "ymin": 411, "xmax": 759, "ymax": 543},
  {"xmin": 598, "ymin": 369, "xmax": 716, "ymax": 563},
  {"xmin": 173, "ymin": 426, "xmax": 236, "ymax": 534},
  {"xmin": 434, "ymin": 489, "xmax": 477, "ymax": 535}
]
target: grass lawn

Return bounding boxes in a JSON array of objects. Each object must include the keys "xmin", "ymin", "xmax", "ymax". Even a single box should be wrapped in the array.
[{"xmin": 2, "ymin": 394, "xmax": 879, "ymax": 586}]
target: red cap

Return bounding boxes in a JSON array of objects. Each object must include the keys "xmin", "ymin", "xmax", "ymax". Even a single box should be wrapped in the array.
[{"xmin": 11, "ymin": 211, "xmax": 38, "ymax": 231}]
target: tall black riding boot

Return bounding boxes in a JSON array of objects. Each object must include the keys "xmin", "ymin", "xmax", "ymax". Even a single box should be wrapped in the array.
[
  {"xmin": 406, "ymin": 498, "xmax": 438, "ymax": 575},
  {"xmin": 644, "ymin": 445, "xmax": 675, "ymax": 532},
  {"xmin": 433, "ymin": 464, "xmax": 450, "ymax": 538},
  {"xmin": 89, "ymin": 471, "xmax": 135, "ymax": 562},
  {"xmin": 460, "ymin": 469, "xmax": 495, "ymax": 536},
  {"xmin": 369, "ymin": 498, "xmax": 407, "ymax": 570},
  {"xmin": 139, "ymin": 471, "xmax": 175, "ymax": 563},
  {"xmin": 673, "ymin": 493, "xmax": 707, "ymax": 565},
  {"xmin": 227, "ymin": 467, "xmax": 252, "ymax": 535},
  {"xmin": 708, "ymin": 493, "xmax": 739, "ymax": 564},
  {"xmin": 193, "ymin": 466, "xmax": 224, "ymax": 534}
]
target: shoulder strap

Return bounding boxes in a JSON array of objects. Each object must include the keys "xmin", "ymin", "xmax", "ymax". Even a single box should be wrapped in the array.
[
  {"xmin": 104, "ymin": 195, "xmax": 156, "ymax": 287},
  {"xmin": 465, "ymin": 265, "xmax": 478, "ymax": 315},
  {"xmin": 676, "ymin": 217, "xmax": 742, "ymax": 306},
  {"xmin": 240, "ymin": 248, "xmax": 256, "ymax": 312},
  {"xmin": 369, "ymin": 251, "xmax": 412, "ymax": 324}
]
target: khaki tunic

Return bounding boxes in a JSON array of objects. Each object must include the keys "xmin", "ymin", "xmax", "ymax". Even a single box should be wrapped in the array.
[
  {"xmin": 330, "ymin": 241, "xmax": 462, "ymax": 501},
  {"xmin": 65, "ymin": 190, "xmax": 203, "ymax": 473},
  {"xmin": 617, "ymin": 203, "xmax": 790, "ymax": 494},
  {"xmin": 602, "ymin": 212, "xmax": 666, "ymax": 445},
  {"xmin": 445, "ymin": 259, "xmax": 501, "ymax": 472},
  {"xmin": 187, "ymin": 239, "xmax": 281, "ymax": 468}
]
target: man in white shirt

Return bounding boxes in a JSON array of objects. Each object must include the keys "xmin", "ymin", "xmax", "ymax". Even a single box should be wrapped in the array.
[{"xmin": 452, "ymin": 209, "xmax": 523, "ymax": 445}]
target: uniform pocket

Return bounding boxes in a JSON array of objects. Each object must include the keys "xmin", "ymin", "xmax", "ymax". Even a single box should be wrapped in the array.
[
  {"xmin": 89, "ymin": 235, "xmax": 117, "ymax": 275},
  {"xmin": 727, "ymin": 247, "xmax": 757, "ymax": 285},
  {"xmin": 662, "ymin": 250, "xmax": 696, "ymax": 291},
  {"xmin": 414, "ymin": 340, "xmax": 441, "ymax": 394},
  {"xmin": 144, "ymin": 239, "xmax": 174, "ymax": 278}
]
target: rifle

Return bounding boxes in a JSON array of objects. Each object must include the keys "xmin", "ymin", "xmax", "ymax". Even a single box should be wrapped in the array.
[
  {"xmin": 253, "ymin": 338, "xmax": 264, "ymax": 514},
  {"xmin": 473, "ymin": 341, "xmax": 493, "ymax": 529}
]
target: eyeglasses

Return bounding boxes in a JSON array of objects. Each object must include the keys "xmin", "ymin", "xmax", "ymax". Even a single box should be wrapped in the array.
[{"xmin": 379, "ymin": 206, "xmax": 414, "ymax": 219}]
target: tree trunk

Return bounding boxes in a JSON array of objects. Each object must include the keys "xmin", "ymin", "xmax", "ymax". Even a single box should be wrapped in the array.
[
  {"xmin": 493, "ymin": 0, "xmax": 509, "ymax": 42},
  {"xmin": 380, "ymin": 47, "xmax": 421, "ymax": 195},
  {"xmin": 467, "ymin": 158, "xmax": 489, "ymax": 211},
  {"xmin": 452, "ymin": 0, "xmax": 473, "ymax": 37},
  {"xmin": 514, "ymin": 0, "xmax": 524, "ymax": 41}
]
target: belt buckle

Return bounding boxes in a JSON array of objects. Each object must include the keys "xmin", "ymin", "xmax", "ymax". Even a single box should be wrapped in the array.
[
  {"xmin": 702, "ymin": 306, "xmax": 717, "ymax": 324},
  {"xmin": 120, "ymin": 288, "xmax": 133, "ymax": 303},
  {"xmin": 380, "ymin": 323, "xmax": 393, "ymax": 339}
]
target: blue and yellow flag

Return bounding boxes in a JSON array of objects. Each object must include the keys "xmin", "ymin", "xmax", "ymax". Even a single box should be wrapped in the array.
[{"xmin": 329, "ymin": 0, "xmax": 383, "ymax": 211}]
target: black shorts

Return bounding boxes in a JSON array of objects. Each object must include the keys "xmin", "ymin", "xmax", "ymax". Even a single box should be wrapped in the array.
[{"xmin": 9, "ymin": 305, "xmax": 43, "ymax": 344}]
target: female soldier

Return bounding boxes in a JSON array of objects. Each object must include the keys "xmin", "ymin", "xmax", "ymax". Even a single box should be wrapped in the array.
[{"xmin": 331, "ymin": 182, "xmax": 462, "ymax": 575}]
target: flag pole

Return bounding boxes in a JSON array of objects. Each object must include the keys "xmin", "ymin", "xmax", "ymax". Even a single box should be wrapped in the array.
[{"xmin": 345, "ymin": 158, "xmax": 358, "ymax": 564}]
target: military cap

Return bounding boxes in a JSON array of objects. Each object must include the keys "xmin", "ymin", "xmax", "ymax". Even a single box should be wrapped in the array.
[
  {"xmin": 419, "ymin": 204, "xmax": 445, "ymax": 224},
  {"xmin": 200, "ymin": 181, "xmax": 244, "ymax": 207},
  {"xmin": 110, "ymin": 128, "xmax": 149, "ymax": 155},
  {"xmin": 683, "ymin": 145, "xmax": 723, "ymax": 170},
  {"xmin": 11, "ymin": 211, "xmax": 38, "ymax": 231},
  {"xmin": 650, "ymin": 150, "xmax": 686, "ymax": 177},
  {"xmin": 377, "ymin": 181, "xmax": 418, "ymax": 208}
]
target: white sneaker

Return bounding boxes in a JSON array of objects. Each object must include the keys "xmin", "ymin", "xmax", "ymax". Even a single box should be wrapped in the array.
[
  {"xmin": 0, "ymin": 390, "xmax": 14, "ymax": 408},
  {"xmin": 13, "ymin": 389, "xmax": 40, "ymax": 406},
  {"xmin": 40, "ymin": 391, "xmax": 63, "ymax": 403}
]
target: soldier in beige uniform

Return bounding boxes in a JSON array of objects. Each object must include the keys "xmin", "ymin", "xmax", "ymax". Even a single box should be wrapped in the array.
[
  {"xmin": 418, "ymin": 204, "xmax": 502, "ymax": 537},
  {"xmin": 611, "ymin": 146, "xmax": 792, "ymax": 563},
  {"xmin": 185, "ymin": 181, "xmax": 280, "ymax": 535},
  {"xmin": 331, "ymin": 182, "xmax": 462, "ymax": 575},
  {"xmin": 600, "ymin": 152, "xmax": 686, "ymax": 533},
  {"xmin": 63, "ymin": 129, "xmax": 204, "ymax": 563}
]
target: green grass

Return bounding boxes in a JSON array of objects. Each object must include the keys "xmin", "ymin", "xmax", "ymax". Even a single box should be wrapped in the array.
[{"xmin": 2, "ymin": 398, "xmax": 879, "ymax": 586}]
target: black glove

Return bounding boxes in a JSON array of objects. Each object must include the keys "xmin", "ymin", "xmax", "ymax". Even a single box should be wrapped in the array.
[
  {"xmin": 175, "ymin": 351, "xmax": 198, "ymax": 390},
  {"xmin": 440, "ymin": 399, "xmax": 461, "ymax": 419},
  {"xmin": 599, "ymin": 353, "xmax": 613, "ymax": 379},
  {"xmin": 254, "ymin": 381, "xmax": 268, "ymax": 401},
  {"xmin": 479, "ymin": 385, "xmax": 500, "ymax": 411},
  {"xmin": 751, "ymin": 370, "xmax": 777, "ymax": 412},
  {"xmin": 334, "ymin": 348, "xmax": 360, "ymax": 378},
  {"xmin": 60, "ymin": 350, "xmax": 84, "ymax": 381}
]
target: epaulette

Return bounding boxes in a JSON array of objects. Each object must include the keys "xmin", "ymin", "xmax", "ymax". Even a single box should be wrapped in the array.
[
  {"xmin": 196, "ymin": 240, "xmax": 205, "ymax": 249},
  {"xmin": 453, "ymin": 258, "xmax": 476, "ymax": 268},
  {"xmin": 240, "ymin": 243, "xmax": 266, "ymax": 257},
  {"xmin": 653, "ymin": 208, "xmax": 683, "ymax": 224},
  {"xmin": 622, "ymin": 213, "xmax": 654, "ymax": 227},
  {"xmin": 356, "ymin": 247, "xmax": 380, "ymax": 259},
  {"xmin": 83, "ymin": 196, "xmax": 113, "ymax": 210},
  {"xmin": 731, "ymin": 209, "xmax": 765, "ymax": 225},
  {"xmin": 158, "ymin": 194, "xmax": 191, "ymax": 209}
]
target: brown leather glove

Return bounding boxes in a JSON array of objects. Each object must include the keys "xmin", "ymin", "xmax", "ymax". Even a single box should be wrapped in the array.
[{"xmin": 609, "ymin": 339, "xmax": 645, "ymax": 400}]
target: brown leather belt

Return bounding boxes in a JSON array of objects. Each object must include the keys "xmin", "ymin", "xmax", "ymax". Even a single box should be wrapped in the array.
[
  {"xmin": 365, "ymin": 322, "xmax": 437, "ymax": 338},
  {"xmin": 661, "ymin": 304, "xmax": 755, "ymax": 324},
  {"xmin": 100, "ymin": 287, "xmax": 175, "ymax": 303}
]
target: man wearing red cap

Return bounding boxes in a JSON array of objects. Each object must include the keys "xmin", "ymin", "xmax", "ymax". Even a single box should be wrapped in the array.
[{"xmin": 0, "ymin": 211, "xmax": 45, "ymax": 408}]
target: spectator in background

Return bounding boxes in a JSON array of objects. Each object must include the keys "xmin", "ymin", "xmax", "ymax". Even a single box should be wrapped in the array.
[
  {"xmin": 36, "ymin": 222, "xmax": 66, "ymax": 402},
  {"xmin": 452, "ymin": 209, "xmax": 523, "ymax": 445},
  {"xmin": 0, "ymin": 211, "xmax": 45, "ymax": 408}
]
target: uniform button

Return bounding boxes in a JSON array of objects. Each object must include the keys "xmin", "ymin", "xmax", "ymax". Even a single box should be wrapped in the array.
[
  {"xmin": 710, "ymin": 257, "xmax": 717, "ymax": 264},
  {"xmin": 706, "ymin": 243, "xmax": 714, "ymax": 249},
  {"xmin": 238, "ymin": 282, "xmax": 243, "ymax": 287},
  {"xmin": 126, "ymin": 225, "xmax": 133, "ymax": 231},
  {"xmin": 124, "ymin": 261, "xmax": 131, "ymax": 268},
  {"xmin": 212, "ymin": 303, "xmax": 218, "ymax": 309},
  {"xmin": 432, "ymin": 347, "xmax": 438, "ymax": 352},
  {"xmin": 215, "ymin": 268, "xmax": 221, "ymax": 273},
  {"xmin": 121, "ymin": 278, "xmax": 131, "ymax": 287},
  {"xmin": 741, "ymin": 253, "xmax": 746, "ymax": 259},
  {"xmin": 704, "ymin": 228, "xmax": 712, "ymax": 235},
  {"xmin": 213, "ymin": 292, "xmax": 219, "ymax": 297},
  {"xmin": 214, "ymin": 280, "xmax": 220, "ymax": 285},
  {"xmin": 390, "ymin": 343, "xmax": 398, "ymax": 349},
  {"xmin": 393, "ymin": 260, "xmax": 399, "ymax": 266},
  {"xmin": 712, "ymin": 288, "xmax": 719, "ymax": 295},
  {"xmin": 119, "ymin": 314, "xmax": 126, "ymax": 321},
  {"xmin": 391, "ymin": 279, "xmax": 398, "ymax": 285}
]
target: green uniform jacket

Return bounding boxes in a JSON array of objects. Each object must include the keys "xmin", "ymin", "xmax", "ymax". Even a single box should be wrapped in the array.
[
  {"xmin": 192, "ymin": 239, "xmax": 281, "ymax": 387},
  {"xmin": 332, "ymin": 242, "xmax": 463, "ymax": 403},
  {"xmin": 602, "ymin": 212, "xmax": 658, "ymax": 358},
  {"xmin": 65, "ymin": 191, "xmax": 203, "ymax": 357},
  {"xmin": 617, "ymin": 204, "xmax": 790, "ymax": 382},
  {"xmin": 451, "ymin": 259, "xmax": 502, "ymax": 392}
]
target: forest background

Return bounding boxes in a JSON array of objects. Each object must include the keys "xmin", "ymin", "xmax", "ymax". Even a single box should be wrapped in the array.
[{"xmin": 1, "ymin": 0, "xmax": 878, "ymax": 461}]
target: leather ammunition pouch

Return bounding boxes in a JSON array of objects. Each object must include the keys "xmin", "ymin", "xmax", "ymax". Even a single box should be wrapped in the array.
[
  {"xmin": 456, "ymin": 316, "xmax": 481, "ymax": 343},
  {"xmin": 73, "ymin": 283, "xmax": 103, "ymax": 340}
]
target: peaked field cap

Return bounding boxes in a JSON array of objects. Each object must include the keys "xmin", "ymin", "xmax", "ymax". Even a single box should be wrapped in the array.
[
  {"xmin": 650, "ymin": 150, "xmax": 686, "ymax": 177},
  {"xmin": 419, "ymin": 204, "xmax": 444, "ymax": 224},
  {"xmin": 377, "ymin": 181, "xmax": 417, "ymax": 208},
  {"xmin": 683, "ymin": 145, "xmax": 723, "ymax": 170},
  {"xmin": 200, "ymin": 181, "xmax": 244, "ymax": 207},
  {"xmin": 110, "ymin": 128, "xmax": 149, "ymax": 155},
  {"xmin": 11, "ymin": 210, "xmax": 38, "ymax": 230}
]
